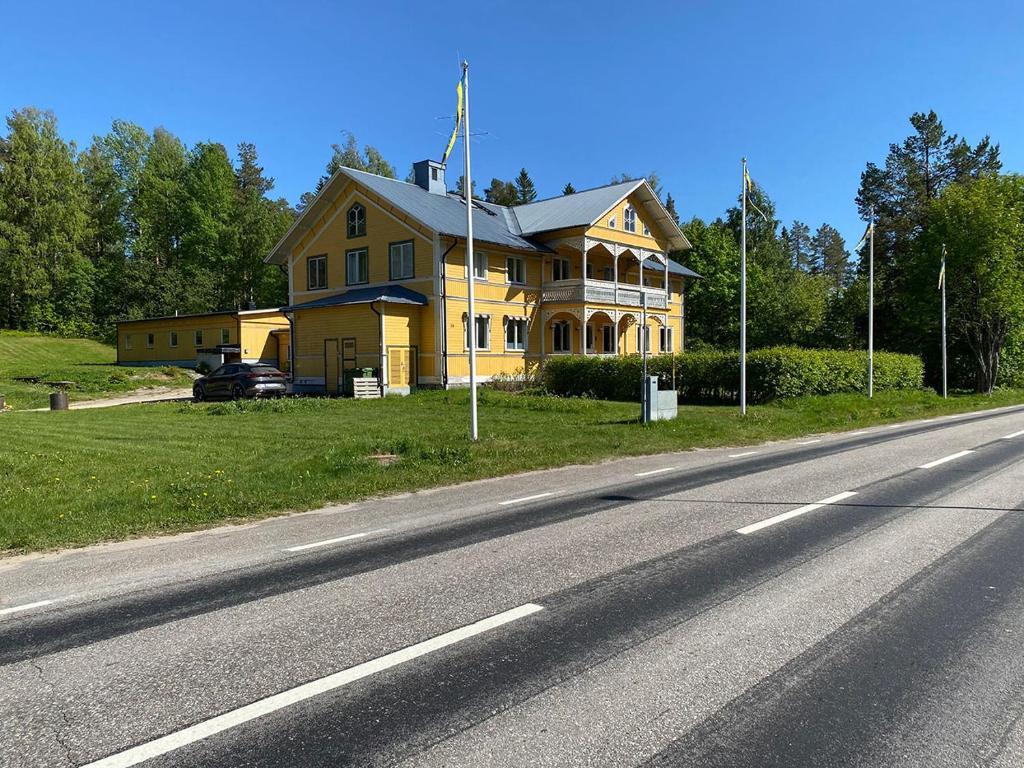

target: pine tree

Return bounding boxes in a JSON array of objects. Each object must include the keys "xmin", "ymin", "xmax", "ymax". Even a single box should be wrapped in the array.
[
  {"xmin": 811, "ymin": 224, "xmax": 850, "ymax": 290},
  {"xmin": 485, "ymin": 178, "xmax": 518, "ymax": 205},
  {"xmin": 783, "ymin": 220, "xmax": 814, "ymax": 271},
  {"xmin": 514, "ymin": 168, "xmax": 537, "ymax": 204},
  {"xmin": 455, "ymin": 175, "xmax": 477, "ymax": 199},
  {"xmin": 664, "ymin": 192, "xmax": 679, "ymax": 224},
  {"xmin": 562, "ymin": 182, "xmax": 576, "ymax": 196}
]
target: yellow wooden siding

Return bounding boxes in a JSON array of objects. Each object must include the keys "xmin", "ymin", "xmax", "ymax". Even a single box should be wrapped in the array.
[
  {"xmin": 293, "ymin": 305, "xmax": 381, "ymax": 380},
  {"xmin": 117, "ymin": 313, "xmax": 239, "ymax": 364},
  {"xmin": 238, "ymin": 314, "xmax": 289, "ymax": 362},
  {"xmin": 586, "ymin": 191, "xmax": 672, "ymax": 252}
]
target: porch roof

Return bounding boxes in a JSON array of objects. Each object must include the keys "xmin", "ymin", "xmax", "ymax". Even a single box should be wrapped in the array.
[
  {"xmin": 643, "ymin": 257, "xmax": 702, "ymax": 279},
  {"xmin": 285, "ymin": 285, "xmax": 429, "ymax": 311}
]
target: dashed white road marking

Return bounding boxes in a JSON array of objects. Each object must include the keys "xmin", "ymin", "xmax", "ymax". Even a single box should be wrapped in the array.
[
  {"xmin": 499, "ymin": 492, "xmax": 555, "ymax": 506},
  {"xmin": 0, "ymin": 599, "xmax": 54, "ymax": 619},
  {"xmin": 918, "ymin": 450, "xmax": 974, "ymax": 469},
  {"xmin": 737, "ymin": 491, "xmax": 858, "ymax": 535},
  {"xmin": 284, "ymin": 529, "xmax": 389, "ymax": 553},
  {"xmin": 795, "ymin": 439, "xmax": 821, "ymax": 445},
  {"xmin": 728, "ymin": 451, "xmax": 759, "ymax": 458},
  {"xmin": 80, "ymin": 603, "xmax": 545, "ymax": 768},
  {"xmin": 1003, "ymin": 429, "xmax": 1024, "ymax": 439},
  {"xmin": 634, "ymin": 467, "xmax": 678, "ymax": 477}
]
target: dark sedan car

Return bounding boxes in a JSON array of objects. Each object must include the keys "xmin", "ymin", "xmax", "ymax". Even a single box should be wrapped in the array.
[{"xmin": 193, "ymin": 363, "xmax": 288, "ymax": 401}]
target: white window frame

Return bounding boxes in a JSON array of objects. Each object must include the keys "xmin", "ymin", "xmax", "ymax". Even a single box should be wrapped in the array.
[
  {"xmin": 169, "ymin": 330, "xmax": 178, "ymax": 348},
  {"xmin": 125, "ymin": 334, "xmax": 133, "ymax": 350},
  {"xmin": 504, "ymin": 317, "xmax": 527, "ymax": 350},
  {"xmin": 346, "ymin": 248, "xmax": 369, "ymax": 285},
  {"xmin": 552, "ymin": 320, "xmax": 571, "ymax": 353},
  {"xmin": 220, "ymin": 328, "xmax": 230, "ymax": 345},
  {"xmin": 506, "ymin": 256, "xmax": 525, "ymax": 285},
  {"xmin": 307, "ymin": 254, "xmax": 327, "ymax": 290},
  {"xmin": 146, "ymin": 333, "xmax": 154, "ymax": 349},
  {"xmin": 624, "ymin": 206, "xmax": 637, "ymax": 233},
  {"xmin": 472, "ymin": 251, "xmax": 488, "ymax": 281},
  {"xmin": 608, "ymin": 216, "xmax": 616, "ymax": 228},
  {"xmin": 636, "ymin": 325, "xmax": 651, "ymax": 353},
  {"xmin": 194, "ymin": 329, "xmax": 203, "ymax": 347},
  {"xmin": 389, "ymin": 241, "xmax": 414, "ymax": 280},
  {"xmin": 464, "ymin": 314, "xmax": 490, "ymax": 351},
  {"xmin": 552, "ymin": 256, "xmax": 571, "ymax": 282},
  {"xmin": 347, "ymin": 203, "xmax": 366, "ymax": 238},
  {"xmin": 602, "ymin": 325, "xmax": 614, "ymax": 353},
  {"xmin": 660, "ymin": 326, "xmax": 674, "ymax": 353}
]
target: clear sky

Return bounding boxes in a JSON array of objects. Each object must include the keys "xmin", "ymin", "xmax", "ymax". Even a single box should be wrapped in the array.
[{"xmin": 3, "ymin": 0, "xmax": 1022, "ymax": 249}]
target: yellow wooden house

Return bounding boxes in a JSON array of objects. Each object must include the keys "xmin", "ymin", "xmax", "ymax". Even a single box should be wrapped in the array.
[{"xmin": 266, "ymin": 160, "xmax": 699, "ymax": 395}]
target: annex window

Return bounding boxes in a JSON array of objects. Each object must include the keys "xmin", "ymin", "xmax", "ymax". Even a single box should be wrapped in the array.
[
  {"xmin": 624, "ymin": 206, "xmax": 637, "ymax": 233},
  {"xmin": 194, "ymin": 329, "xmax": 203, "ymax": 347},
  {"xmin": 124, "ymin": 334, "xmax": 133, "ymax": 350},
  {"xmin": 552, "ymin": 257, "xmax": 571, "ymax": 282},
  {"xmin": 506, "ymin": 256, "xmax": 525, "ymax": 285},
  {"xmin": 602, "ymin": 325, "xmax": 614, "ymax": 353},
  {"xmin": 464, "ymin": 314, "xmax": 490, "ymax": 350},
  {"xmin": 472, "ymin": 251, "xmax": 488, "ymax": 280},
  {"xmin": 169, "ymin": 331, "xmax": 178, "ymax": 348},
  {"xmin": 146, "ymin": 333, "xmax": 154, "ymax": 349},
  {"xmin": 347, "ymin": 203, "xmax": 366, "ymax": 238},
  {"xmin": 389, "ymin": 240, "xmax": 414, "ymax": 280},
  {"xmin": 660, "ymin": 326, "xmax": 674, "ymax": 353},
  {"xmin": 552, "ymin": 320, "xmax": 571, "ymax": 353},
  {"xmin": 636, "ymin": 325, "xmax": 651, "ymax": 353},
  {"xmin": 504, "ymin": 317, "xmax": 527, "ymax": 350},
  {"xmin": 307, "ymin": 254, "xmax": 327, "ymax": 290},
  {"xmin": 221, "ymin": 328, "xmax": 230, "ymax": 345},
  {"xmin": 346, "ymin": 248, "xmax": 369, "ymax": 285}
]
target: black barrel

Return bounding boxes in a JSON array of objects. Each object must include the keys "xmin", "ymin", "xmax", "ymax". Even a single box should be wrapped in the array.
[{"xmin": 49, "ymin": 391, "xmax": 69, "ymax": 411}]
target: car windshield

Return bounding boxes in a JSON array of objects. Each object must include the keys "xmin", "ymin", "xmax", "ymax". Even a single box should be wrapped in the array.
[{"xmin": 249, "ymin": 366, "xmax": 280, "ymax": 374}]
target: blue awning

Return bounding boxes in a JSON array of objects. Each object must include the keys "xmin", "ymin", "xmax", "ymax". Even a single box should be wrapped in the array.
[{"xmin": 285, "ymin": 285, "xmax": 429, "ymax": 312}]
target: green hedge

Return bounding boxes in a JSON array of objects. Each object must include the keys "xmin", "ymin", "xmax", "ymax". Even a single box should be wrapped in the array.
[{"xmin": 542, "ymin": 347, "xmax": 924, "ymax": 403}]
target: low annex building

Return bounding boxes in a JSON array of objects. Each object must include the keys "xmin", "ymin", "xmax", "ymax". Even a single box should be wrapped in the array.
[
  {"xmin": 266, "ymin": 160, "xmax": 700, "ymax": 395},
  {"xmin": 116, "ymin": 309, "xmax": 290, "ymax": 371}
]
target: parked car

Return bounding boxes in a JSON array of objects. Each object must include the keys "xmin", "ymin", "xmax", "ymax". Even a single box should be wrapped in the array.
[{"xmin": 193, "ymin": 363, "xmax": 287, "ymax": 401}]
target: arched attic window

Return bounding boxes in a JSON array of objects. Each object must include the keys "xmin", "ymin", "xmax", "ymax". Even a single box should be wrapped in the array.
[{"xmin": 347, "ymin": 203, "xmax": 366, "ymax": 238}]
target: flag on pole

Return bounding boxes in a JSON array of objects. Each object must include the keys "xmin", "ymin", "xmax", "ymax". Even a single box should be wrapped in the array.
[
  {"xmin": 853, "ymin": 221, "xmax": 872, "ymax": 252},
  {"xmin": 938, "ymin": 244, "xmax": 947, "ymax": 290},
  {"xmin": 743, "ymin": 167, "xmax": 769, "ymax": 223},
  {"xmin": 440, "ymin": 79, "xmax": 464, "ymax": 166}
]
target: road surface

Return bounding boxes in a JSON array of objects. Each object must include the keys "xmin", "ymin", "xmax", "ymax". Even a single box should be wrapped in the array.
[{"xmin": 3, "ymin": 405, "xmax": 1024, "ymax": 767}]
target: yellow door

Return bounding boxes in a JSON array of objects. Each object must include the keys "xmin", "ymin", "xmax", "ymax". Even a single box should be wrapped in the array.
[
  {"xmin": 324, "ymin": 339, "xmax": 340, "ymax": 394},
  {"xmin": 388, "ymin": 347, "xmax": 410, "ymax": 388}
]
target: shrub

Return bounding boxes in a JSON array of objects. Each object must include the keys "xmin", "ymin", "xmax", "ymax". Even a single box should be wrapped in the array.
[{"xmin": 543, "ymin": 347, "xmax": 923, "ymax": 403}]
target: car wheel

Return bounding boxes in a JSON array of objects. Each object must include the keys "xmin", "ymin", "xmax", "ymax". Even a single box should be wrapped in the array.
[
  {"xmin": 231, "ymin": 383, "xmax": 245, "ymax": 400},
  {"xmin": 193, "ymin": 385, "xmax": 205, "ymax": 402}
]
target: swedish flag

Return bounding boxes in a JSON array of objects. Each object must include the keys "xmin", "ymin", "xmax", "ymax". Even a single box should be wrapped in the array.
[{"xmin": 440, "ymin": 79, "xmax": 464, "ymax": 166}]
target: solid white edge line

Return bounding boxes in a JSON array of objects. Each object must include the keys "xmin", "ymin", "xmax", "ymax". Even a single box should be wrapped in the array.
[
  {"xmin": 0, "ymin": 599, "xmax": 54, "ymax": 618},
  {"xmin": 284, "ymin": 529, "xmax": 389, "ymax": 553},
  {"xmin": 727, "ymin": 451, "xmax": 759, "ymax": 458},
  {"xmin": 81, "ymin": 603, "xmax": 545, "ymax": 768},
  {"xmin": 795, "ymin": 439, "xmax": 821, "ymax": 445},
  {"xmin": 1003, "ymin": 429, "xmax": 1024, "ymax": 439},
  {"xmin": 918, "ymin": 449, "xmax": 974, "ymax": 469},
  {"xmin": 737, "ymin": 491, "xmax": 858, "ymax": 535},
  {"xmin": 499, "ymin": 492, "xmax": 555, "ymax": 506},
  {"xmin": 634, "ymin": 467, "xmax": 677, "ymax": 477}
]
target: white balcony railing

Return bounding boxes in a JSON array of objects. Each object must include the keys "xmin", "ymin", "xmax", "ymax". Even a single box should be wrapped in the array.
[{"xmin": 541, "ymin": 279, "xmax": 668, "ymax": 310}]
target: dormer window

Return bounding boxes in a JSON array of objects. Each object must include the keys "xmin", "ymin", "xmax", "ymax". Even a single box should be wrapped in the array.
[
  {"xmin": 624, "ymin": 206, "xmax": 637, "ymax": 233},
  {"xmin": 347, "ymin": 203, "xmax": 366, "ymax": 238}
]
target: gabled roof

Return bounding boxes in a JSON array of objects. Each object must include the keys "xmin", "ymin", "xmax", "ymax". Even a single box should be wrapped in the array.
[
  {"xmin": 512, "ymin": 180, "xmax": 640, "ymax": 233},
  {"xmin": 285, "ymin": 284, "xmax": 429, "ymax": 311}
]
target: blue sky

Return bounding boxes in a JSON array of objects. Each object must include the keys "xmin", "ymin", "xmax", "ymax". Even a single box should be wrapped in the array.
[{"xmin": 3, "ymin": 0, "xmax": 1022, "ymax": 249}]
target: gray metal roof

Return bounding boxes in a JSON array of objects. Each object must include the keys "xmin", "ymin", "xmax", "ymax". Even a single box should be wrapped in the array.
[
  {"xmin": 512, "ymin": 180, "xmax": 641, "ymax": 234},
  {"xmin": 643, "ymin": 257, "xmax": 702, "ymax": 279},
  {"xmin": 285, "ymin": 284, "xmax": 429, "ymax": 311}
]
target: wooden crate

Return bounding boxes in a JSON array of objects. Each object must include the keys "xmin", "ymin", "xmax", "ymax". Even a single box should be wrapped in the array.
[{"xmin": 353, "ymin": 377, "xmax": 381, "ymax": 399}]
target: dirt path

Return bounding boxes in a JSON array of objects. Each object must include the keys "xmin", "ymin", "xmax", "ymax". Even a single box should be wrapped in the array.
[{"xmin": 25, "ymin": 386, "xmax": 194, "ymax": 412}]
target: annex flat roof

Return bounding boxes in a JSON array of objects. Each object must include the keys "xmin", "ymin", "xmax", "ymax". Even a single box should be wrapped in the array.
[
  {"xmin": 116, "ymin": 308, "xmax": 284, "ymax": 326},
  {"xmin": 285, "ymin": 284, "xmax": 429, "ymax": 311}
]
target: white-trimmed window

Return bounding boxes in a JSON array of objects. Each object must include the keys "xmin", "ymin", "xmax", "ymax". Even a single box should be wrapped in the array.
[
  {"xmin": 472, "ymin": 251, "xmax": 488, "ymax": 280},
  {"xmin": 347, "ymin": 203, "xmax": 366, "ymax": 238},
  {"xmin": 146, "ymin": 333, "xmax": 154, "ymax": 349},
  {"xmin": 389, "ymin": 240, "xmax": 414, "ymax": 280},
  {"xmin": 169, "ymin": 330, "xmax": 178, "ymax": 348},
  {"xmin": 552, "ymin": 257, "xmax": 571, "ymax": 281},
  {"xmin": 608, "ymin": 216, "xmax": 616, "ymax": 228},
  {"xmin": 346, "ymin": 248, "xmax": 368, "ymax": 285},
  {"xmin": 506, "ymin": 256, "xmax": 525, "ymax": 285},
  {"xmin": 660, "ymin": 326, "xmax": 674, "ymax": 353},
  {"xmin": 220, "ymin": 328, "xmax": 230, "ymax": 345},
  {"xmin": 643, "ymin": 222, "xmax": 651, "ymax": 236},
  {"xmin": 602, "ymin": 266, "xmax": 613, "ymax": 281},
  {"xmin": 585, "ymin": 324, "xmax": 594, "ymax": 352},
  {"xmin": 125, "ymin": 334, "xmax": 133, "ymax": 350},
  {"xmin": 624, "ymin": 206, "xmax": 637, "ymax": 233},
  {"xmin": 602, "ymin": 325, "xmax": 614, "ymax": 353},
  {"xmin": 636, "ymin": 325, "xmax": 651, "ymax": 353},
  {"xmin": 307, "ymin": 254, "xmax": 327, "ymax": 290},
  {"xmin": 552, "ymin": 320, "xmax": 571, "ymax": 353},
  {"xmin": 194, "ymin": 329, "xmax": 203, "ymax": 347},
  {"xmin": 505, "ymin": 317, "xmax": 527, "ymax": 350},
  {"xmin": 464, "ymin": 314, "xmax": 490, "ymax": 350}
]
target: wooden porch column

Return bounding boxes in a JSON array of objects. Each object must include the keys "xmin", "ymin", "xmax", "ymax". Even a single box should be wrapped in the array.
[
  {"xmin": 613, "ymin": 245, "xmax": 620, "ymax": 304},
  {"xmin": 581, "ymin": 238, "xmax": 588, "ymax": 357},
  {"xmin": 613, "ymin": 310, "xmax": 620, "ymax": 355},
  {"xmin": 663, "ymin": 253, "xmax": 669, "ymax": 293}
]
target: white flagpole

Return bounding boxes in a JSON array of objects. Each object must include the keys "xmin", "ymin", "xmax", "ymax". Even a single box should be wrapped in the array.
[
  {"xmin": 740, "ymin": 158, "xmax": 747, "ymax": 416},
  {"xmin": 941, "ymin": 244, "xmax": 948, "ymax": 399},
  {"xmin": 868, "ymin": 207, "xmax": 874, "ymax": 399},
  {"xmin": 462, "ymin": 60, "xmax": 478, "ymax": 440}
]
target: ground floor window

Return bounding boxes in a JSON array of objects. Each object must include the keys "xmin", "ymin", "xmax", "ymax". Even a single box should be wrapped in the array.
[
  {"xmin": 505, "ymin": 317, "xmax": 527, "ymax": 350},
  {"xmin": 125, "ymin": 334, "xmax": 133, "ymax": 350},
  {"xmin": 169, "ymin": 330, "xmax": 178, "ymax": 348},
  {"xmin": 602, "ymin": 325, "xmax": 614, "ymax": 353},
  {"xmin": 464, "ymin": 314, "xmax": 490, "ymax": 350},
  {"xmin": 552, "ymin": 320, "xmax": 571, "ymax": 353},
  {"xmin": 660, "ymin": 326, "xmax": 673, "ymax": 353},
  {"xmin": 585, "ymin": 324, "xmax": 594, "ymax": 352},
  {"xmin": 146, "ymin": 333, "xmax": 154, "ymax": 349},
  {"xmin": 194, "ymin": 329, "xmax": 203, "ymax": 347},
  {"xmin": 636, "ymin": 325, "xmax": 651, "ymax": 353}
]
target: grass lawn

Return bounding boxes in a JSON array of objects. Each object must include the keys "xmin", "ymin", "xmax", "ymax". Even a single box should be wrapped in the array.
[
  {"xmin": 2, "ymin": 386, "xmax": 1023, "ymax": 555},
  {"xmin": 0, "ymin": 331, "xmax": 195, "ymax": 410}
]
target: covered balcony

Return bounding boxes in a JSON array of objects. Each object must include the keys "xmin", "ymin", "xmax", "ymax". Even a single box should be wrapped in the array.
[{"xmin": 540, "ymin": 237, "xmax": 672, "ymax": 310}]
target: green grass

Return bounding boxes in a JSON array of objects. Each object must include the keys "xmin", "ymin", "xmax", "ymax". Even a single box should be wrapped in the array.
[
  {"xmin": 2, "ymin": 386, "xmax": 1023, "ymax": 555},
  {"xmin": 0, "ymin": 331, "xmax": 195, "ymax": 409}
]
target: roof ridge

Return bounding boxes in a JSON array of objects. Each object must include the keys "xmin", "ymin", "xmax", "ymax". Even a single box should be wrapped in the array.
[{"xmin": 513, "ymin": 178, "xmax": 642, "ymax": 209}]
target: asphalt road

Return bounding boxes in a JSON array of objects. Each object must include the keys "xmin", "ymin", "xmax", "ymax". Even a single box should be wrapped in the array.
[{"xmin": 3, "ymin": 405, "xmax": 1024, "ymax": 767}]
